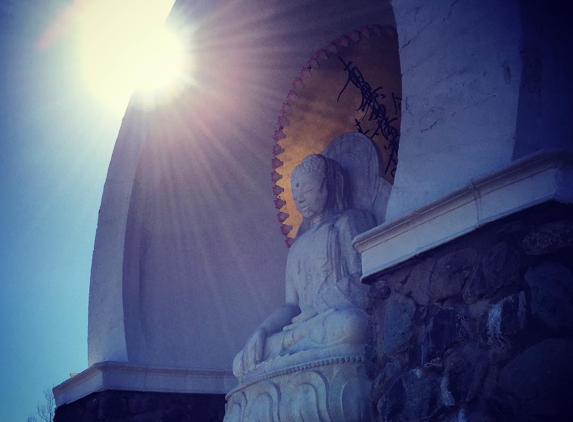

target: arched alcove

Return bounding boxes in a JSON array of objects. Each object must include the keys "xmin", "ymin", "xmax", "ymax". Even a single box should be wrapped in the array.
[{"xmin": 87, "ymin": 0, "xmax": 401, "ymax": 378}]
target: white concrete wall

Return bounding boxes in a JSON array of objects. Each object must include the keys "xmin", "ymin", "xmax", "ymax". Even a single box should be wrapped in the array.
[
  {"xmin": 513, "ymin": 0, "xmax": 573, "ymax": 158},
  {"xmin": 88, "ymin": 105, "xmax": 152, "ymax": 365},
  {"xmin": 386, "ymin": 0, "xmax": 573, "ymax": 222},
  {"xmin": 88, "ymin": 0, "xmax": 397, "ymax": 375},
  {"xmin": 386, "ymin": 0, "xmax": 523, "ymax": 221}
]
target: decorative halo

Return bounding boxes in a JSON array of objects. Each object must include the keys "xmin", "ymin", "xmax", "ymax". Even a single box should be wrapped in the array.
[
  {"xmin": 271, "ymin": 25, "xmax": 402, "ymax": 246},
  {"xmin": 322, "ymin": 132, "xmax": 380, "ymax": 213}
]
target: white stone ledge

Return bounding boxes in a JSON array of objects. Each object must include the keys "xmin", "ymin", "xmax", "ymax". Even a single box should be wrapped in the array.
[
  {"xmin": 53, "ymin": 361, "xmax": 237, "ymax": 407},
  {"xmin": 354, "ymin": 150, "xmax": 573, "ymax": 280}
]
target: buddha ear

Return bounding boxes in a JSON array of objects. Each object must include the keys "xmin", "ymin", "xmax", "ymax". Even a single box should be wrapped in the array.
[{"xmin": 334, "ymin": 168, "xmax": 347, "ymax": 210}]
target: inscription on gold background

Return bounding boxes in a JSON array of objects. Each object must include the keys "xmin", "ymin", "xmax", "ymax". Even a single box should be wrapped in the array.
[{"xmin": 276, "ymin": 30, "xmax": 401, "ymax": 239}]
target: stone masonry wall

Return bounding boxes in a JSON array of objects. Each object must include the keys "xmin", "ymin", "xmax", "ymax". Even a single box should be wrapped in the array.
[
  {"xmin": 365, "ymin": 202, "xmax": 573, "ymax": 421},
  {"xmin": 54, "ymin": 391, "xmax": 225, "ymax": 422}
]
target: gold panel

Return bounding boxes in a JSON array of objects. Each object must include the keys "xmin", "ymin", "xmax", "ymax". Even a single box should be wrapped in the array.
[{"xmin": 275, "ymin": 28, "xmax": 401, "ymax": 240}]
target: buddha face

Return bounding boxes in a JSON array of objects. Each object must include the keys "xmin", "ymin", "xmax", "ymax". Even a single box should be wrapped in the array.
[{"xmin": 292, "ymin": 169, "xmax": 329, "ymax": 223}]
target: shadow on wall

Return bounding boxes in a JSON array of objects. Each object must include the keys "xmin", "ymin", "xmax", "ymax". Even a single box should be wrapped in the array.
[{"xmin": 514, "ymin": 0, "xmax": 573, "ymax": 158}]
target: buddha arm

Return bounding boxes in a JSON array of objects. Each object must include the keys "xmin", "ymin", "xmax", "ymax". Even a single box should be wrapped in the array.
[
  {"xmin": 240, "ymin": 278, "xmax": 300, "ymax": 373},
  {"xmin": 255, "ymin": 302, "xmax": 300, "ymax": 336},
  {"xmin": 313, "ymin": 211, "xmax": 374, "ymax": 312},
  {"xmin": 256, "ymin": 268, "xmax": 301, "ymax": 334}
]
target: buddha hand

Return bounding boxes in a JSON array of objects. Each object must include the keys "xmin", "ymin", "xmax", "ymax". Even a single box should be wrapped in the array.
[{"xmin": 242, "ymin": 328, "xmax": 267, "ymax": 373}]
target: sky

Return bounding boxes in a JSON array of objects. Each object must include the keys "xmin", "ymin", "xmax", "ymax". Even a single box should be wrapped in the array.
[{"xmin": 0, "ymin": 1, "xmax": 175, "ymax": 420}]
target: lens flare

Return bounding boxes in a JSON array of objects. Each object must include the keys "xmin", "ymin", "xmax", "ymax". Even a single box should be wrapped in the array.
[
  {"xmin": 73, "ymin": 0, "xmax": 184, "ymax": 112},
  {"xmin": 133, "ymin": 28, "xmax": 184, "ymax": 95}
]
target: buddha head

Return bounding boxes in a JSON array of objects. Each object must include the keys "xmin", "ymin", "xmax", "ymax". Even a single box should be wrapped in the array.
[{"xmin": 291, "ymin": 154, "xmax": 346, "ymax": 233}]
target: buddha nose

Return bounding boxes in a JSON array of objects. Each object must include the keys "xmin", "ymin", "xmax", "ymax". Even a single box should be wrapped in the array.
[{"xmin": 295, "ymin": 192, "xmax": 305, "ymax": 204}]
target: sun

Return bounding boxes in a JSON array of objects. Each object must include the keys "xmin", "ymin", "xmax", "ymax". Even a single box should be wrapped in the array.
[
  {"xmin": 133, "ymin": 28, "xmax": 184, "ymax": 96},
  {"xmin": 75, "ymin": 0, "xmax": 187, "ymax": 113}
]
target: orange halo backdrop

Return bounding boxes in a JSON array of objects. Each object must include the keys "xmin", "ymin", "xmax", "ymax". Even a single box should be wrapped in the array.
[{"xmin": 272, "ymin": 26, "xmax": 402, "ymax": 243}]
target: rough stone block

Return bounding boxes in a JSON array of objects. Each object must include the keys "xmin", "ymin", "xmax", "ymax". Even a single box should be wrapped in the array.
[
  {"xmin": 522, "ymin": 219, "xmax": 573, "ymax": 255},
  {"xmin": 462, "ymin": 270, "xmax": 485, "ymax": 304},
  {"xmin": 525, "ymin": 261, "xmax": 573, "ymax": 330},
  {"xmin": 421, "ymin": 308, "xmax": 470, "ymax": 365},
  {"xmin": 55, "ymin": 391, "xmax": 225, "ymax": 422},
  {"xmin": 377, "ymin": 369, "xmax": 442, "ymax": 422},
  {"xmin": 366, "ymin": 203, "xmax": 573, "ymax": 421},
  {"xmin": 400, "ymin": 258, "xmax": 433, "ymax": 305},
  {"xmin": 441, "ymin": 343, "xmax": 487, "ymax": 406},
  {"xmin": 100, "ymin": 394, "xmax": 128, "ymax": 418},
  {"xmin": 429, "ymin": 249, "xmax": 477, "ymax": 301},
  {"xmin": 366, "ymin": 281, "xmax": 391, "ymax": 313},
  {"xmin": 481, "ymin": 242, "xmax": 520, "ymax": 293},
  {"xmin": 370, "ymin": 358, "xmax": 405, "ymax": 407},
  {"xmin": 86, "ymin": 396, "xmax": 99, "ymax": 413},
  {"xmin": 463, "ymin": 243, "xmax": 520, "ymax": 303},
  {"xmin": 129, "ymin": 395, "xmax": 156, "ymax": 415},
  {"xmin": 162, "ymin": 407, "xmax": 184, "ymax": 422},
  {"xmin": 133, "ymin": 414, "xmax": 161, "ymax": 422},
  {"xmin": 378, "ymin": 295, "xmax": 416, "ymax": 357},
  {"xmin": 499, "ymin": 338, "xmax": 573, "ymax": 418}
]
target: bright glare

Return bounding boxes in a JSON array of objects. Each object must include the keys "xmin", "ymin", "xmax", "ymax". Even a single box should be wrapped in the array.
[
  {"xmin": 75, "ymin": 0, "xmax": 185, "ymax": 113},
  {"xmin": 134, "ymin": 30, "xmax": 184, "ymax": 95}
]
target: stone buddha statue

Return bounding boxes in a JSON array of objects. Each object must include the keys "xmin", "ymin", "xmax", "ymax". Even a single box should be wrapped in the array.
[
  {"xmin": 233, "ymin": 153, "xmax": 376, "ymax": 378},
  {"xmin": 225, "ymin": 133, "xmax": 389, "ymax": 422}
]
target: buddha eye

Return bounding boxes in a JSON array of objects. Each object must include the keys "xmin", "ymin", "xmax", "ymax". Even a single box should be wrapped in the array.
[{"xmin": 295, "ymin": 183, "xmax": 299, "ymax": 187}]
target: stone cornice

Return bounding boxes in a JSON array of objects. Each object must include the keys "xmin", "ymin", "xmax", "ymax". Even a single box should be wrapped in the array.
[
  {"xmin": 354, "ymin": 150, "xmax": 573, "ymax": 280},
  {"xmin": 53, "ymin": 361, "xmax": 236, "ymax": 407}
]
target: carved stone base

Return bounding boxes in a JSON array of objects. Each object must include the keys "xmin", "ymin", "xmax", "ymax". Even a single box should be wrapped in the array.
[{"xmin": 224, "ymin": 350, "xmax": 371, "ymax": 422}]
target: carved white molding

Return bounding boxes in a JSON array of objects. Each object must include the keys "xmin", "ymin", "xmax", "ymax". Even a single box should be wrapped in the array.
[
  {"xmin": 354, "ymin": 150, "xmax": 573, "ymax": 280},
  {"xmin": 53, "ymin": 361, "xmax": 236, "ymax": 407},
  {"xmin": 225, "ymin": 354, "xmax": 371, "ymax": 422}
]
